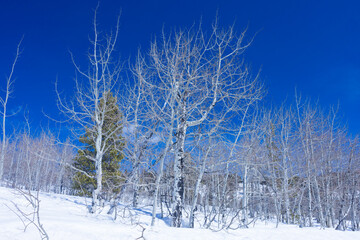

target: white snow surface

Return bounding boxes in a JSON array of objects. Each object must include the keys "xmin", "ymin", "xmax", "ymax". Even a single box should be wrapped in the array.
[{"xmin": 0, "ymin": 187, "xmax": 359, "ymax": 240}]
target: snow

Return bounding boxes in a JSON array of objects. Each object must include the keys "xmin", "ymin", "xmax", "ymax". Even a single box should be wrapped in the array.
[{"xmin": 0, "ymin": 187, "xmax": 359, "ymax": 240}]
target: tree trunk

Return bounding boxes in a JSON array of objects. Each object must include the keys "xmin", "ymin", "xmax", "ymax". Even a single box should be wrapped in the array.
[
  {"xmin": 189, "ymin": 152, "xmax": 207, "ymax": 228},
  {"xmin": 91, "ymin": 149, "xmax": 103, "ymax": 213},
  {"xmin": 172, "ymin": 117, "xmax": 187, "ymax": 227}
]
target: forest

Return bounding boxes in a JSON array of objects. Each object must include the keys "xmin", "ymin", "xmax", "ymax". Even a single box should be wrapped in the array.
[{"xmin": 0, "ymin": 10, "xmax": 359, "ymax": 237}]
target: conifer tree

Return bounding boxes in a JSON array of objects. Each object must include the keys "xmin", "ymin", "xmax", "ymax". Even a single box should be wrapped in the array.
[{"xmin": 72, "ymin": 92, "xmax": 125, "ymax": 200}]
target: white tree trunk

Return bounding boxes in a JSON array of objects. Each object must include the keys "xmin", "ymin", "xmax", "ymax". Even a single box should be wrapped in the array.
[
  {"xmin": 172, "ymin": 115, "xmax": 187, "ymax": 227},
  {"xmin": 0, "ymin": 39, "xmax": 21, "ymax": 180}
]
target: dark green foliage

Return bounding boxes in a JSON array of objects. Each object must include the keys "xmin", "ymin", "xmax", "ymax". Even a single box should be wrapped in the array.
[{"xmin": 72, "ymin": 92, "xmax": 125, "ymax": 198}]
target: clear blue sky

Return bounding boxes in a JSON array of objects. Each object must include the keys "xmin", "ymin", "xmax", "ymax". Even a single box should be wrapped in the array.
[{"xmin": 1, "ymin": 0, "xmax": 359, "ymax": 135}]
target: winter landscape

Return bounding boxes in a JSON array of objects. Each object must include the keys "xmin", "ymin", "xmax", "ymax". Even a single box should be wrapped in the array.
[
  {"xmin": 1, "ymin": 1, "xmax": 360, "ymax": 239},
  {"xmin": 0, "ymin": 187, "xmax": 359, "ymax": 240}
]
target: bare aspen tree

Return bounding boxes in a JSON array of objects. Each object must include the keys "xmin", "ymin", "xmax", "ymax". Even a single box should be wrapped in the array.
[
  {"xmin": 131, "ymin": 52, "xmax": 178, "ymax": 226},
  {"xmin": 349, "ymin": 137, "xmax": 360, "ymax": 231},
  {"xmin": 317, "ymin": 106, "xmax": 340, "ymax": 228},
  {"xmin": 259, "ymin": 109, "xmax": 282, "ymax": 226},
  {"xmin": 188, "ymin": 133, "xmax": 216, "ymax": 228},
  {"xmin": 267, "ymin": 106, "xmax": 297, "ymax": 225},
  {"xmin": 56, "ymin": 8, "xmax": 122, "ymax": 213},
  {"xmin": 0, "ymin": 39, "xmax": 22, "ymax": 180},
  {"xmin": 295, "ymin": 96, "xmax": 330, "ymax": 228},
  {"xmin": 122, "ymin": 57, "xmax": 165, "ymax": 209},
  {"xmin": 136, "ymin": 21, "xmax": 263, "ymax": 227},
  {"xmin": 220, "ymin": 104, "xmax": 256, "ymax": 228},
  {"xmin": 295, "ymin": 96, "xmax": 314, "ymax": 227}
]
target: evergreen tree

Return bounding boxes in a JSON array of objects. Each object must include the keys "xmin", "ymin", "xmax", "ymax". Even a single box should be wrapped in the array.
[{"xmin": 72, "ymin": 92, "xmax": 125, "ymax": 199}]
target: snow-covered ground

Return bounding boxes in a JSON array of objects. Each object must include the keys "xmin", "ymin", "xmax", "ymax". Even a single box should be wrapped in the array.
[{"xmin": 0, "ymin": 187, "xmax": 359, "ymax": 240}]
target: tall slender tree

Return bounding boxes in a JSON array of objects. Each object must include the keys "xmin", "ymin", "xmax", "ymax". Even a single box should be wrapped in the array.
[
  {"xmin": 0, "ymin": 39, "xmax": 22, "ymax": 180},
  {"xmin": 56, "ymin": 6, "xmax": 122, "ymax": 213}
]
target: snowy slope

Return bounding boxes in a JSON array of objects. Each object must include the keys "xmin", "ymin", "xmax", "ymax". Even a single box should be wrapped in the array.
[{"xmin": 0, "ymin": 187, "xmax": 359, "ymax": 240}]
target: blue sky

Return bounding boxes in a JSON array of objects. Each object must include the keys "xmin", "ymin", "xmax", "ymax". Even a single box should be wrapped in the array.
[{"xmin": 0, "ymin": 0, "xmax": 359, "ymax": 135}]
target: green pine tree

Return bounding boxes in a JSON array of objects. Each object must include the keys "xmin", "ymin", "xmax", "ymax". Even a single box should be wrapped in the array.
[{"xmin": 72, "ymin": 92, "xmax": 125, "ymax": 198}]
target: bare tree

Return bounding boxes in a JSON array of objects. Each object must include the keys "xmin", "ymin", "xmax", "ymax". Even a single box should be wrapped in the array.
[
  {"xmin": 0, "ymin": 38, "xmax": 23, "ymax": 180},
  {"xmin": 7, "ymin": 189, "xmax": 49, "ymax": 240},
  {"xmin": 136, "ymin": 20, "xmax": 263, "ymax": 227},
  {"xmin": 131, "ymin": 52, "xmax": 177, "ymax": 226},
  {"xmin": 120, "ymin": 62, "xmax": 162, "ymax": 209},
  {"xmin": 56, "ymin": 7, "xmax": 122, "ymax": 213}
]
